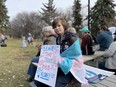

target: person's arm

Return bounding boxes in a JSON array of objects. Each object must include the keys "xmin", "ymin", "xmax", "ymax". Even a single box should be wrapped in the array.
[{"xmin": 103, "ymin": 42, "xmax": 116, "ymax": 58}]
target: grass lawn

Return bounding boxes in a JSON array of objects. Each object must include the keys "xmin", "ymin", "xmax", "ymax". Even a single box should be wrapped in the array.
[{"xmin": 0, "ymin": 38, "xmax": 42, "ymax": 87}]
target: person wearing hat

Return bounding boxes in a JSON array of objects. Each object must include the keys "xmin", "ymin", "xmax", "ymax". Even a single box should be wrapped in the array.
[
  {"xmin": 79, "ymin": 27, "xmax": 90, "ymax": 32},
  {"xmin": 79, "ymin": 27, "xmax": 95, "ymax": 55}
]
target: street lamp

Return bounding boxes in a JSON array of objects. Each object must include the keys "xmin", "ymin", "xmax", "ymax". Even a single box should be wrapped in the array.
[{"xmin": 88, "ymin": 0, "xmax": 90, "ymax": 30}]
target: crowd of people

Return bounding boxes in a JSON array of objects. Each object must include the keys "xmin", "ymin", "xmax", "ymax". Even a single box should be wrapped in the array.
[
  {"xmin": 25, "ymin": 17, "xmax": 116, "ymax": 87},
  {"xmin": 22, "ymin": 33, "xmax": 35, "ymax": 48},
  {"xmin": 27, "ymin": 17, "xmax": 83, "ymax": 87}
]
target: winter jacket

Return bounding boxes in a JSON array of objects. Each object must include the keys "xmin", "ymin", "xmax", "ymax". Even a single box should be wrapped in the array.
[
  {"xmin": 97, "ymin": 30, "xmax": 113, "ymax": 51},
  {"xmin": 104, "ymin": 41, "xmax": 116, "ymax": 69}
]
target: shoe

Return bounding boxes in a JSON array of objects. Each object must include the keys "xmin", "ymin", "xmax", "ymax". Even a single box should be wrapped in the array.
[{"xmin": 26, "ymin": 77, "xmax": 34, "ymax": 82}]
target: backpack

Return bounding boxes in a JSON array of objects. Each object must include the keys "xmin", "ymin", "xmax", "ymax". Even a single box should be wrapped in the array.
[
  {"xmin": 90, "ymin": 35, "xmax": 97, "ymax": 46},
  {"xmin": 88, "ymin": 35, "xmax": 97, "ymax": 54}
]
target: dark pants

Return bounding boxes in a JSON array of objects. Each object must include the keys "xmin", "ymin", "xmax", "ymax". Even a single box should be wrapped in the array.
[
  {"xmin": 27, "ymin": 57, "xmax": 39, "ymax": 77},
  {"xmin": 34, "ymin": 68, "xmax": 81, "ymax": 87},
  {"xmin": 0, "ymin": 39, "xmax": 5, "ymax": 43},
  {"xmin": 99, "ymin": 60, "xmax": 116, "ymax": 75},
  {"xmin": 28, "ymin": 40, "xmax": 33, "ymax": 45}
]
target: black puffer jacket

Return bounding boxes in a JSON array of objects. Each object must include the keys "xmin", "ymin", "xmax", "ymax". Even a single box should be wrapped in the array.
[{"xmin": 56, "ymin": 32, "xmax": 77, "ymax": 53}]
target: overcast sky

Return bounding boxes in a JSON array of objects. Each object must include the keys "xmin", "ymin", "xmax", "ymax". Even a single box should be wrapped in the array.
[{"xmin": 5, "ymin": 0, "xmax": 116, "ymax": 20}]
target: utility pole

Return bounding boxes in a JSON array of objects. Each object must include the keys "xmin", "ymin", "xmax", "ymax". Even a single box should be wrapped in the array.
[{"xmin": 88, "ymin": 0, "xmax": 90, "ymax": 30}]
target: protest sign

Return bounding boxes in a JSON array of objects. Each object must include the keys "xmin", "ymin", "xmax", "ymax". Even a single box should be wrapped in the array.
[
  {"xmin": 84, "ymin": 64, "xmax": 115, "ymax": 84},
  {"xmin": 34, "ymin": 45, "xmax": 60, "ymax": 87},
  {"xmin": 70, "ymin": 63, "xmax": 115, "ymax": 84}
]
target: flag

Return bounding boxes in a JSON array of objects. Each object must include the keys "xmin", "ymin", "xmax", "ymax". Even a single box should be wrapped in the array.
[
  {"xmin": 59, "ymin": 39, "xmax": 82, "ymax": 74},
  {"xmin": 59, "ymin": 39, "xmax": 87, "ymax": 84}
]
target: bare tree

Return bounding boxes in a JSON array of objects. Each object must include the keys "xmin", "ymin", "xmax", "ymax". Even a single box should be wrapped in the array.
[
  {"xmin": 56, "ymin": 7, "xmax": 73, "ymax": 26},
  {"xmin": 10, "ymin": 12, "xmax": 46, "ymax": 38}
]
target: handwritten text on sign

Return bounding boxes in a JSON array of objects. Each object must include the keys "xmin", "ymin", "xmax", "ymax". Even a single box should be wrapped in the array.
[{"xmin": 34, "ymin": 45, "xmax": 60, "ymax": 87}]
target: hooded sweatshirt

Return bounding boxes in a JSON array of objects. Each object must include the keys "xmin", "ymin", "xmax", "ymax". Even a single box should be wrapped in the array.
[{"xmin": 97, "ymin": 30, "xmax": 113, "ymax": 51}]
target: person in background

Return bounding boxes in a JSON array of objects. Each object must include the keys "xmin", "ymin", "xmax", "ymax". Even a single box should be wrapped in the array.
[
  {"xmin": 22, "ymin": 36, "xmax": 27, "ymax": 48},
  {"xmin": 27, "ymin": 26, "xmax": 57, "ymax": 82},
  {"xmin": 98, "ymin": 37, "xmax": 116, "ymax": 75},
  {"xmin": 31, "ymin": 35, "xmax": 35, "ymax": 46},
  {"xmin": 0, "ymin": 33, "xmax": 5, "ymax": 43},
  {"xmin": 97, "ymin": 25, "xmax": 113, "ymax": 51},
  {"xmin": 34, "ymin": 17, "xmax": 86, "ymax": 87},
  {"xmin": 27, "ymin": 33, "xmax": 33, "ymax": 45},
  {"xmin": 67, "ymin": 27, "xmax": 77, "ymax": 34},
  {"xmin": 79, "ymin": 27, "xmax": 95, "ymax": 55},
  {"xmin": 36, "ymin": 26, "xmax": 57, "ymax": 56}
]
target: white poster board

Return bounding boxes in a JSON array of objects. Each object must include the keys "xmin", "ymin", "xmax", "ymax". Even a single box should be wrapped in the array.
[
  {"xmin": 70, "ymin": 63, "xmax": 115, "ymax": 84},
  {"xmin": 34, "ymin": 45, "xmax": 60, "ymax": 87},
  {"xmin": 84, "ymin": 64, "xmax": 115, "ymax": 84},
  {"xmin": 84, "ymin": 64, "xmax": 114, "ymax": 77}
]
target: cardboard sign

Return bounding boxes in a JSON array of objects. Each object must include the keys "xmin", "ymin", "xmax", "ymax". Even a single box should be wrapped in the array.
[{"xmin": 34, "ymin": 45, "xmax": 60, "ymax": 87}]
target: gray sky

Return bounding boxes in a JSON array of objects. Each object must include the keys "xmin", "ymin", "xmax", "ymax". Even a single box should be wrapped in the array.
[{"xmin": 5, "ymin": 0, "xmax": 116, "ymax": 20}]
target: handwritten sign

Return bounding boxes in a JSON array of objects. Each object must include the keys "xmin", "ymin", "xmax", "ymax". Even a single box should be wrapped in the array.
[{"xmin": 34, "ymin": 45, "xmax": 60, "ymax": 87}]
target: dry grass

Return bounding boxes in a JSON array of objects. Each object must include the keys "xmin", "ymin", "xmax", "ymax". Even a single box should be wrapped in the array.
[{"xmin": 0, "ymin": 38, "xmax": 41, "ymax": 87}]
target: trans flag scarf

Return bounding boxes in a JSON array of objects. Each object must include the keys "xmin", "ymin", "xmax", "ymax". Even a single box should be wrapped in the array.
[{"xmin": 59, "ymin": 39, "xmax": 87, "ymax": 84}]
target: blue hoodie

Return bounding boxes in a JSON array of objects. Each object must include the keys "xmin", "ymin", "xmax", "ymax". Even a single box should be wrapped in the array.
[{"xmin": 97, "ymin": 30, "xmax": 113, "ymax": 51}]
